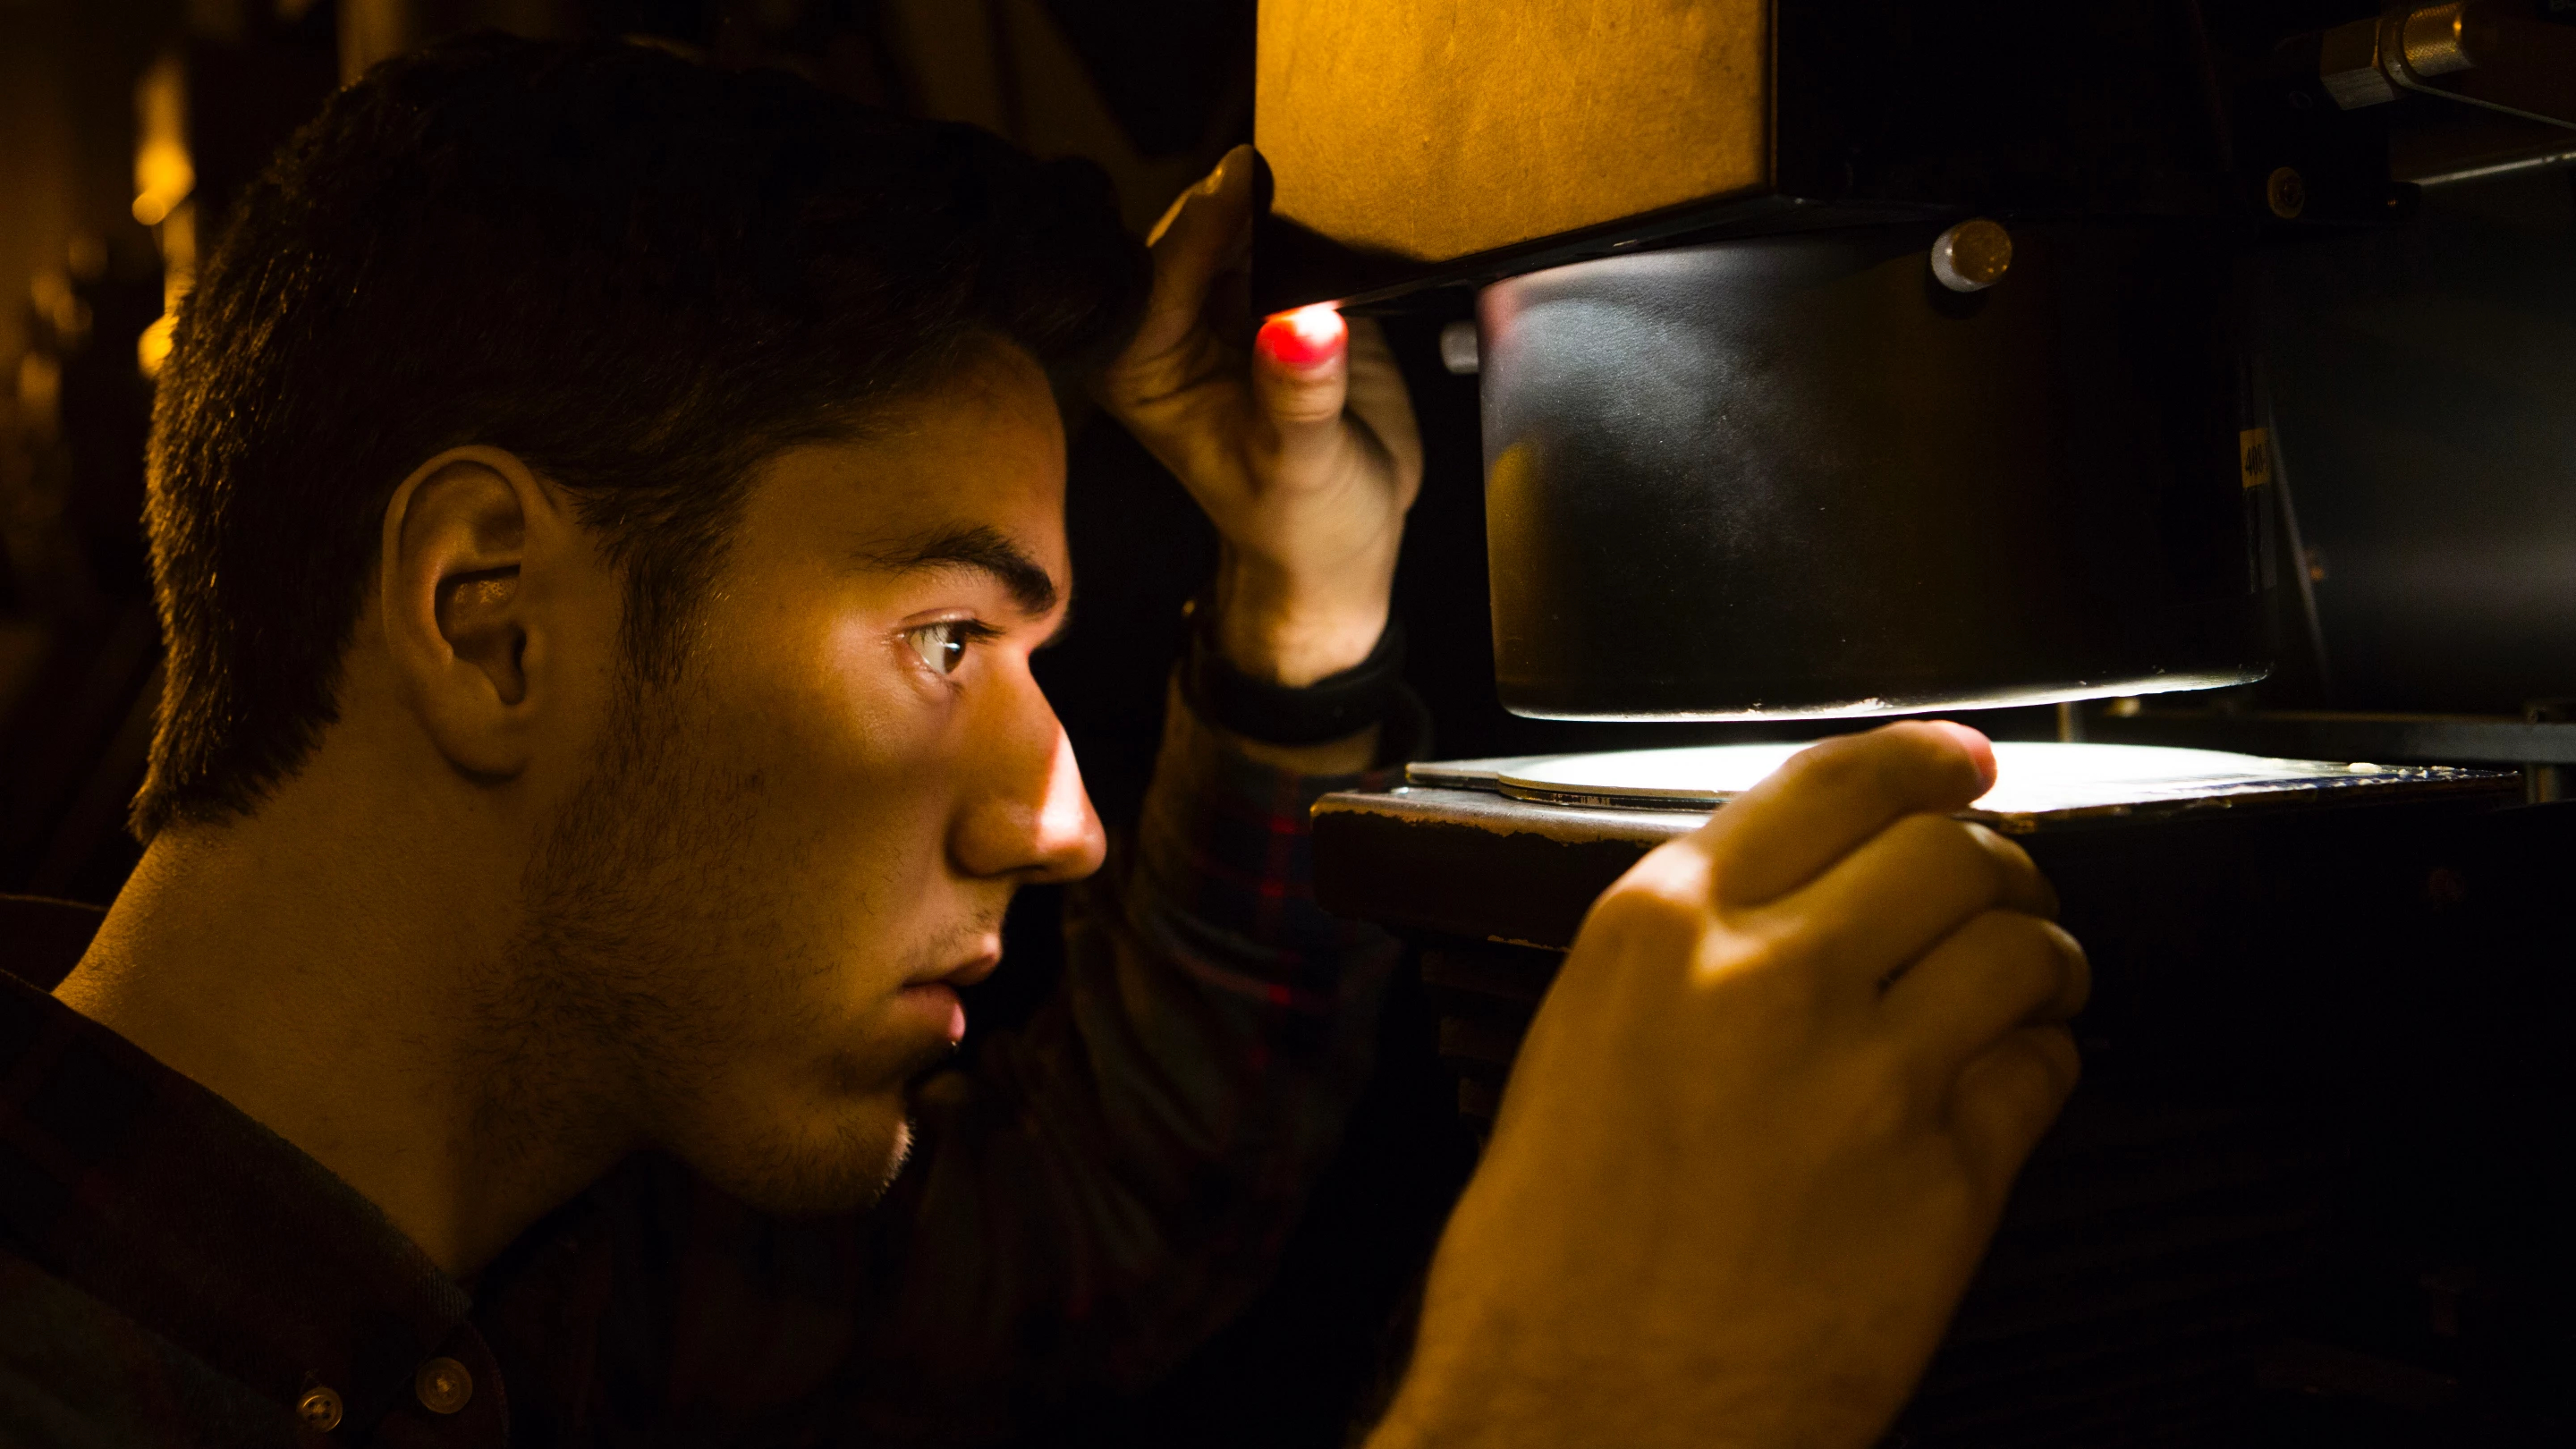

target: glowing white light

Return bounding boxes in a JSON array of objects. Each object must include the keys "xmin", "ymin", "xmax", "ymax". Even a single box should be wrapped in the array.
[{"xmin": 1500, "ymin": 741, "xmax": 2388, "ymax": 816}]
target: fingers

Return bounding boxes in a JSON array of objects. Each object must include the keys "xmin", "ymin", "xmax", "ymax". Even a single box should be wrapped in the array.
[
  {"xmin": 1125, "ymin": 145, "xmax": 1258, "ymax": 372},
  {"xmin": 1946, "ymin": 1023, "xmax": 2081, "ymax": 1192},
  {"xmin": 1884, "ymin": 910, "xmax": 2090, "ymax": 1078},
  {"xmin": 1698, "ymin": 721, "xmax": 1999, "ymax": 910},
  {"xmin": 1147, "ymin": 142, "xmax": 1252, "ymax": 244},
  {"xmin": 1343, "ymin": 315, "xmax": 1425, "ymax": 499},
  {"xmin": 1765, "ymin": 816, "xmax": 2057, "ymax": 996}
]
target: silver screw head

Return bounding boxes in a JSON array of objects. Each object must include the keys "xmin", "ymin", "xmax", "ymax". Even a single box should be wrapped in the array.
[
  {"xmin": 2267, "ymin": 166, "xmax": 2308, "ymax": 220},
  {"xmin": 1929, "ymin": 218, "xmax": 2012, "ymax": 293}
]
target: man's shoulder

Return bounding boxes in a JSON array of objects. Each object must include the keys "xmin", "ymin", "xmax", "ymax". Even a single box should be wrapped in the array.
[{"xmin": 0, "ymin": 1245, "xmax": 298, "ymax": 1449}]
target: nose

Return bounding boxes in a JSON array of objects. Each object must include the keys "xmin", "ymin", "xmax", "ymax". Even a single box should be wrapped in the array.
[{"xmin": 950, "ymin": 681, "xmax": 1106, "ymax": 885}]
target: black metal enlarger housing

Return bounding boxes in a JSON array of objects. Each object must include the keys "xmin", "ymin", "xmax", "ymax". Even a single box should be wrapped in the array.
[{"xmin": 1479, "ymin": 223, "xmax": 2271, "ymax": 718}]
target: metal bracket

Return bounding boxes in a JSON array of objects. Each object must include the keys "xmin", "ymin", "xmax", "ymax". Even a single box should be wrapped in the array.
[{"xmin": 2377, "ymin": 3, "xmax": 2576, "ymax": 131}]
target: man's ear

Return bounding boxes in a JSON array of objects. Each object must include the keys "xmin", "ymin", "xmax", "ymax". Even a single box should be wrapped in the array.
[{"xmin": 377, "ymin": 446, "xmax": 569, "ymax": 779}]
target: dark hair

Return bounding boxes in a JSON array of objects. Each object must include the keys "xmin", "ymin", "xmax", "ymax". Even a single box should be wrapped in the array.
[{"xmin": 135, "ymin": 32, "xmax": 1148, "ymax": 837}]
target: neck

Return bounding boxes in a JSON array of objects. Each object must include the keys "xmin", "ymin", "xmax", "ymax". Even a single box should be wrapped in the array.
[{"xmin": 54, "ymin": 776, "xmax": 632, "ymax": 1278}]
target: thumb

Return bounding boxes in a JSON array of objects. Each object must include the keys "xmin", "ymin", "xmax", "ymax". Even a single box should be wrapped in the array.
[{"xmin": 1253, "ymin": 305, "xmax": 1349, "ymax": 468}]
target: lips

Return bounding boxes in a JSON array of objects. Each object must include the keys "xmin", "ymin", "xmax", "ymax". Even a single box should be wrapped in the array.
[
  {"xmin": 890, "ymin": 936, "xmax": 1002, "ymax": 1055},
  {"xmin": 908, "ymin": 944, "xmax": 1002, "ymax": 991}
]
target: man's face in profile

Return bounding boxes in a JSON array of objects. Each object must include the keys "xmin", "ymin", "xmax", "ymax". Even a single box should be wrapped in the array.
[{"xmin": 503, "ymin": 341, "xmax": 1106, "ymax": 1214}]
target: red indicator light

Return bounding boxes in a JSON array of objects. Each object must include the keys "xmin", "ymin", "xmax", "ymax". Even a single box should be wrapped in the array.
[{"xmin": 1257, "ymin": 304, "xmax": 1346, "ymax": 369}]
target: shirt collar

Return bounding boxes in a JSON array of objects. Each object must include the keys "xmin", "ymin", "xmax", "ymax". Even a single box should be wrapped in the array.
[{"xmin": 0, "ymin": 895, "xmax": 509, "ymax": 1442}]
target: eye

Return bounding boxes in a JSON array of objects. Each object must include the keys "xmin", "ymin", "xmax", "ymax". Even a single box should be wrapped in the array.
[{"xmin": 904, "ymin": 620, "xmax": 974, "ymax": 676}]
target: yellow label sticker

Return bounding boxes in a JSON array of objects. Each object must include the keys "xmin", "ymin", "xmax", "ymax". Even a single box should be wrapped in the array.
[{"xmin": 2239, "ymin": 428, "xmax": 2273, "ymax": 490}]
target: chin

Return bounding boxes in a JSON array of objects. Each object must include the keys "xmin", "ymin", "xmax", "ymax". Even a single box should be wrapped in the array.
[{"xmin": 690, "ymin": 1095, "xmax": 918, "ymax": 1217}]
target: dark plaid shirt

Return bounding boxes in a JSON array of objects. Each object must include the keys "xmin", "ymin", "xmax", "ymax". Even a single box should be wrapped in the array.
[{"xmin": 0, "ymin": 694, "xmax": 1405, "ymax": 1447}]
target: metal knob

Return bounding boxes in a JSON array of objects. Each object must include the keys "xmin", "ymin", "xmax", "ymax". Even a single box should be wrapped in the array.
[
  {"xmin": 2401, "ymin": 1, "xmax": 2480, "ymax": 78},
  {"xmin": 2320, "ymin": 1, "xmax": 2487, "ymax": 111},
  {"xmin": 1929, "ymin": 218, "xmax": 2012, "ymax": 293},
  {"xmin": 1439, "ymin": 318, "xmax": 1480, "ymax": 375}
]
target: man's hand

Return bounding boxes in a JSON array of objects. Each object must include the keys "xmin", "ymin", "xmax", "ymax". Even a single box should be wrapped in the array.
[
  {"xmin": 1373, "ymin": 723, "xmax": 2089, "ymax": 1449},
  {"xmin": 1094, "ymin": 145, "xmax": 1423, "ymax": 688}
]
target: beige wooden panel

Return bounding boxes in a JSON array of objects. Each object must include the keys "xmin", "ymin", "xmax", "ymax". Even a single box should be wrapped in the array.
[{"xmin": 1257, "ymin": 0, "xmax": 1772, "ymax": 263}]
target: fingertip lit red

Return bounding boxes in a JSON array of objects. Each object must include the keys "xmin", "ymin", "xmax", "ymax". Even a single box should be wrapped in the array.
[{"xmin": 1258, "ymin": 304, "xmax": 1346, "ymax": 369}]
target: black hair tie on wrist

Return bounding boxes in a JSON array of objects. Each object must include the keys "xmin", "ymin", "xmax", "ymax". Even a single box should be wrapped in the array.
[{"xmin": 1181, "ymin": 599, "xmax": 1406, "ymax": 746}]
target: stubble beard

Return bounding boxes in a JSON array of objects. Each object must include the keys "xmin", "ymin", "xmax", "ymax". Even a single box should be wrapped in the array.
[{"xmin": 474, "ymin": 666, "xmax": 928, "ymax": 1216}]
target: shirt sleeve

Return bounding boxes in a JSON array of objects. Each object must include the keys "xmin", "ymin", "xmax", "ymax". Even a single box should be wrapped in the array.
[{"xmin": 824, "ymin": 681, "xmax": 1411, "ymax": 1443}]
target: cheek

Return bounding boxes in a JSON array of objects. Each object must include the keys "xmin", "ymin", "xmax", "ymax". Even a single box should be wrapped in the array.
[
  {"xmin": 803, "ymin": 621, "xmax": 960, "ymax": 809},
  {"xmin": 695, "ymin": 608, "xmax": 992, "ymax": 973},
  {"xmin": 730, "ymin": 623, "xmax": 973, "ymax": 958}
]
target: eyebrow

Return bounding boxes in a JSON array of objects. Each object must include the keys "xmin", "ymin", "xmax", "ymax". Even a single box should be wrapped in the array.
[{"xmin": 858, "ymin": 524, "xmax": 1062, "ymax": 619}]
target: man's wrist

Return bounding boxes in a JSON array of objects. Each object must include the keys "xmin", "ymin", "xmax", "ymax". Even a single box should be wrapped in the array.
[
  {"xmin": 1181, "ymin": 592, "xmax": 1405, "ymax": 753},
  {"xmin": 1210, "ymin": 553, "xmax": 1394, "ymax": 687}
]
